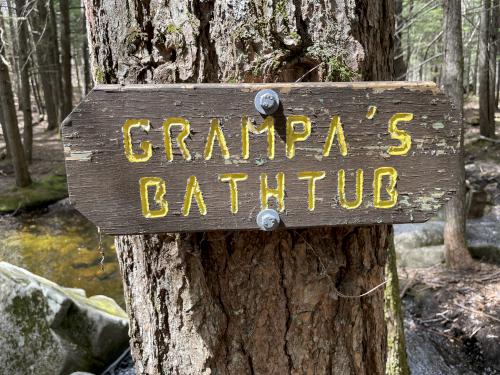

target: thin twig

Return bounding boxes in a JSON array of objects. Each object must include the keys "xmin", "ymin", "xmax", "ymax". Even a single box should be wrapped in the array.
[
  {"xmin": 97, "ymin": 226, "xmax": 105, "ymax": 271},
  {"xmin": 479, "ymin": 135, "xmax": 500, "ymax": 144},
  {"xmin": 454, "ymin": 303, "xmax": 500, "ymax": 323},
  {"xmin": 101, "ymin": 347, "xmax": 131, "ymax": 375},
  {"xmin": 295, "ymin": 63, "xmax": 323, "ymax": 83},
  {"xmin": 295, "ymin": 231, "xmax": 387, "ymax": 299},
  {"xmin": 400, "ymin": 274, "xmax": 417, "ymax": 299}
]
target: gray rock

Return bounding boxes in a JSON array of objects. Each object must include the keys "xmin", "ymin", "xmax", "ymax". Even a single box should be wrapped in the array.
[
  {"xmin": 405, "ymin": 328, "xmax": 454, "ymax": 375},
  {"xmin": 394, "ymin": 222, "xmax": 445, "ymax": 267},
  {"xmin": 70, "ymin": 373, "xmax": 96, "ymax": 375},
  {"xmin": 397, "ymin": 245, "xmax": 445, "ymax": 268},
  {"xmin": 395, "ymin": 218, "xmax": 500, "ymax": 267},
  {"xmin": 394, "ymin": 221, "xmax": 444, "ymax": 250},
  {"xmin": 0, "ymin": 262, "xmax": 129, "ymax": 375},
  {"xmin": 467, "ymin": 219, "xmax": 500, "ymax": 263}
]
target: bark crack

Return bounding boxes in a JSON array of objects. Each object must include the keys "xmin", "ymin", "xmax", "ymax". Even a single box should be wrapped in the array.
[{"xmin": 278, "ymin": 236, "xmax": 293, "ymax": 374}]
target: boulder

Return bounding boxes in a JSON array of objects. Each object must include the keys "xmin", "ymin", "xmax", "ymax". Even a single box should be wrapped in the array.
[
  {"xmin": 396, "ymin": 245, "xmax": 445, "ymax": 268},
  {"xmin": 0, "ymin": 262, "xmax": 129, "ymax": 375},
  {"xmin": 405, "ymin": 328, "xmax": 454, "ymax": 375},
  {"xmin": 394, "ymin": 221, "xmax": 444, "ymax": 251},
  {"xmin": 467, "ymin": 220, "xmax": 500, "ymax": 263},
  {"xmin": 395, "ymin": 219, "xmax": 500, "ymax": 267}
]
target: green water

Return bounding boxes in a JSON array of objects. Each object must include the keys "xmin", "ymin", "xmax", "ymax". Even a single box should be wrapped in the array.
[{"xmin": 0, "ymin": 203, "xmax": 125, "ymax": 307}]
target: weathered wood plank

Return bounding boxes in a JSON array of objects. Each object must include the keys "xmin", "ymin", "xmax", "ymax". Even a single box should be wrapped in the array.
[{"xmin": 62, "ymin": 82, "xmax": 461, "ymax": 234}]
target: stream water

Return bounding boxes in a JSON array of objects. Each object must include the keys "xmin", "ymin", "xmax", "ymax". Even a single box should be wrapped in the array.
[{"xmin": 0, "ymin": 199, "xmax": 124, "ymax": 307}]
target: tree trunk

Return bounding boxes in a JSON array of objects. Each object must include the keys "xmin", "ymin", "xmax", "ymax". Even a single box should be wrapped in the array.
[
  {"xmin": 59, "ymin": 0, "xmax": 72, "ymax": 118},
  {"xmin": 73, "ymin": 43, "xmax": 82, "ymax": 98},
  {"xmin": 32, "ymin": 0, "xmax": 59, "ymax": 131},
  {"xmin": 479, "ymin": 0, "xmax": 494, "ymax": 137},
  {"xmin": 26, "ymin": 20, "xmax": 44, "ymax": 119},
  {"xmin": 465, "ymin": 40, "xmax": 471, "ymax": 96},
  {"xmin": 15, "ymin": 0, "xmax": 33, "ymax": 163},
  {"xmin": 81, "ymin": 0, "xmax": 92, "ymax": 95},
  {"xmin": 30, "ymin": 71, "xmax": 44, "ymax": 118},
  {"xmin": 473, "ymin": 32, "xmax": 480, "ymax": 95},
  {"xmin": 497, "ymin": 59, "xmax": 500, "ymax": 108},
  {"xmin": 85, "ymin": 1, "xmax": 394, "ymax": 374},
  {"xmin": 0, "ymin": 27, "xmax": 31, "ymax": 187},
  {"xmin": 488, "ymin": 0, "xmax": 498, "ymax": 125},
  {"xmin": 394, "ymin": 0, "xmax": 407, "ymax": 80},
  {"xmin": 442, "ymin": 0, "xmax": 474, "ymax": 269},
  {"xmin": 5, "ymin": 0, "xmax": 22, "ymax": 107},
  {"xmin": 48, "ymin": 0, "xmax": 62, "ymax": 127},
  {"xmin": 384, "ymin": 232, "xmax": 409, "ymax": 375},
  {"xmin": 0, "ymin": 10, "xmax": 10, "ymax": 158}
]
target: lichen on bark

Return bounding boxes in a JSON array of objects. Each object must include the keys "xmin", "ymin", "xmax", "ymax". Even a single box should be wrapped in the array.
[{"xmin": 84, "ymin": 0, "xmax": 391, "ymax": 84}]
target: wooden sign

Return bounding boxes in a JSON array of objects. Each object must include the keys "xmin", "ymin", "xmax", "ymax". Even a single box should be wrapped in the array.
[{"xmin": 62, "ymin": 82, "xmax": 461, "ymax": 234}]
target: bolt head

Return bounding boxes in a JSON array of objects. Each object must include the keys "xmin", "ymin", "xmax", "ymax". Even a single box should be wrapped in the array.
[
  {"xmin": 256, "ymin": 208, "xmax": 280, "ymax": 231},
  {"xmin": 262, "ymin": 214, "xmax": 277, "ymax": 229},
  {"xmin": 260, "ymin": 94, "xmax": 275, "ymax": 109},
  {"xmin": 254, "ymin": 89, "xmax": 280, "ymax": 115}
]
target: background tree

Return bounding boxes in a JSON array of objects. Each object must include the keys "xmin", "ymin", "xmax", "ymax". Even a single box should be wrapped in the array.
[
  {"xmin": 15, "ymin": 0, "xmax": 34, "ymax": 162},
  {"xmin": 479, "ymin": 0, "xmax": 494, "ymax": 137},
  {"xmin": 488, "ymin": 0, "xmax": 498, "ymax": 122},
  {"xmin": 80, "ymin": 0, "xmax": 92, "ymax": 95},
  {"xmin": 60, "ymin": 0, "xmax": 72, "ymax": 118},
  {"xmin": 5, "ymin": 0, "xmax": 22, "ymax": 103},
  {"xmin": 31, "ymin": 0, "xmax": 59, "ymax": 131},
  {"xmin": 0, "ymin": 26, "xmax": 31, "ymax": 187},
  {"xmin": 442, "ymin": 0, "xmax": 475, "ymax": 269},
  {"xmin": 85, "ymin": 0, "xmax": 395, "ymax": 374}
]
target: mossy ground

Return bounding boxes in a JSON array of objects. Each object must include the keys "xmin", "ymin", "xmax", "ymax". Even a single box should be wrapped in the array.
[{"xmin": 0, "ymin": 166, "xmax": 68, "ymax": 213}]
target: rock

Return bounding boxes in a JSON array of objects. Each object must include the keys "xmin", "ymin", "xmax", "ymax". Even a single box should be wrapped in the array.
[
  {"xmin": 71, "ymin": 373, "xmax": 96, "ymax": 375},
  {"xmin": 467, "ymin": 220, "xmax": 500, "ymax": 263},
  {"xmin": 394, "ymin": 221, "xmax": 444, "ymax": 249},
  {"xmin": 395, "ymin": 219, "xmax": 500, "ymax": 267},
  {"xmin": 396, "ymin": 245, "xmax": 444, "ymax": 268},
  {"xmin": 0, "ymin": 262, "xmax": 129, "ymax": 375},
  {"xmin": 405, "ymin": 328, "xmax": 455, "ymax": 375}
]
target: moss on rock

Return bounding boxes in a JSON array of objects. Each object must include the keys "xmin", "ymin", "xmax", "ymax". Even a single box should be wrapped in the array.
[
  {"xmin": 0, "ymin": 167, "xmax": 68, "ymax": 213},
  {"xmin": 0, "ymin": 262, "xmax": 129, "ymax": 375}
]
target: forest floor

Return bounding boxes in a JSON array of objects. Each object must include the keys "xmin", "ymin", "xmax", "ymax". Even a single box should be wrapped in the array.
[
  {"xmin": 401, "ymin": 263, "xmax": 500, "ymax": 374},
  {"xmin": 400, "ymin": 98, "xmax": 500, "ymax": 374},
  {"xmin": 0, "ymin": 112, "xmax": 67, "ymax": 212}
]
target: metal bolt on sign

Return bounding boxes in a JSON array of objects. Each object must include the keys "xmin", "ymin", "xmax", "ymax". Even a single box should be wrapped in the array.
[
  {"xmin": 256, "ymin": 209, "xmax": 280, "ymax": 231},
  {"xmin": 254, "ymin": 89, "xmax": 280, "ymax": 115}
]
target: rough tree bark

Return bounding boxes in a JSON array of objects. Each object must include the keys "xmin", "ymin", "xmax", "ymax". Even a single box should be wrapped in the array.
[
  {"xmin": 59, "ymin": 0, "xmax": 72, "ymax": 119},
  {"xmin": 0, "ymin": 11, "xmax": 10, "ymax": 159},
  {"xmin": 497, "ymin": 60, "xmax": 500, "ymax": 108},
  {"xmin": 32, "ymin": 0, "xmax": 59, "ymax": 131},
  {"xmin": 473, "ymin": 32, "xmax": 480, "ymax": 95},
  {"xmin": 0, "ymin": 26, "xmax": 31, "ymax": 187},
  {"xmin": 488, "ymin": 0, "xmax": 498, "ymax": 126},
  {"xmin": 5, "ymin": 0, "xmax": 22, "ymax": 105},
  {"xmin": 479, "ymin": 0, "xmax": 494, "ymax": 137},
  {"xmin": 81, "ymin": 0, "xmax": 92, "ymax": 95},
  {"xmin": 48, "ymin": 0, "xmax": 62, "ymax": 127},
  {"xmin": 442, "ymin": 0, "xmax": 474, "ymax": 269},
  {"xmin": 15, "ymin": 0, "xmax": 33, "ymax": 162},
  {"xmin": 85, "ymin": 1, "xmax": 395, "ymax": 374},
  {"xmin": 394, "ymin": 0, "xmax": 407, "ymax": 80}
]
